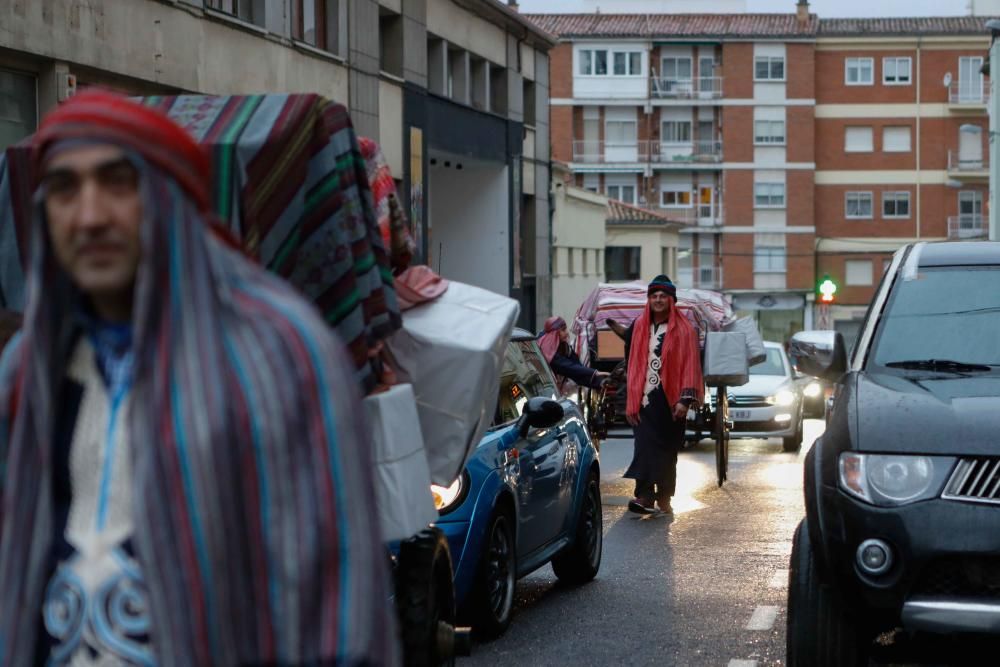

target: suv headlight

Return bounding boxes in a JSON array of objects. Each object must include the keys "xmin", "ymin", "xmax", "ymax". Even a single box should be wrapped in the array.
[
  {"xmin": 839, "ymin": 453, "xmax": 956, "ymax": 506},
  {"xmin": 431, "ymin": 472, "xmax": 468, "ymax": 514},
  {"xmin": 767, "ymin": 389, "xmax": 796, "ymax": 407}
]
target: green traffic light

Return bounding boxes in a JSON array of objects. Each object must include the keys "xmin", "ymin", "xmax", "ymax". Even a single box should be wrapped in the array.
[{"xmin": 818, "ymin": 274, "xmax": 837, "ymax": 302}]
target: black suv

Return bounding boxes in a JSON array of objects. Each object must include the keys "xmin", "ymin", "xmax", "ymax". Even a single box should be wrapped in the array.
[{"xmin": 787, "ymin": 242, "xmax": 1000, "ymax": 665}]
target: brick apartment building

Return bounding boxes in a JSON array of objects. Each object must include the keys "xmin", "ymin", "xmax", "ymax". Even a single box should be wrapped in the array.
[{"xmin": 527, "ymin": 4, "xmax": 993, "ymax": 345}]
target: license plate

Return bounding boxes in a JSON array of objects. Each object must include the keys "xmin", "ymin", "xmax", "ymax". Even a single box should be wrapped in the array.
[{"xmin": 731, "ymin": 410, "xmax": 752, "ymax": 420}]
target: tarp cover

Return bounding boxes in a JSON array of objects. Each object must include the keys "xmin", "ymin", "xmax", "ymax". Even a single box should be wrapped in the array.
[{"xmin": 572, "ymin": 281, "xmax": 733, "ymax": 365}]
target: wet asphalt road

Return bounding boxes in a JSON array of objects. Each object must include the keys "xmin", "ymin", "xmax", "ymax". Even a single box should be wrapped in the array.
[
  {"xmin": 464, "ymin": 422, "xmax": 820, "ymax": 667},
  {"xmin": 461, "ymin": 422, "xmax": 998, "ymax": 667}
]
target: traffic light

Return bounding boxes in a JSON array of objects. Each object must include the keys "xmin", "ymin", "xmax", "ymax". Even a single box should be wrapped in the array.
[{"xmin": 818, "ymin": 274, "xmax": 838, "ymax": 304}]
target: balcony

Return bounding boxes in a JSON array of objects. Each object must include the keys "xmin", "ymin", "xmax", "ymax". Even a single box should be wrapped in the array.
[
  {"xmin": 659, "ymin": 203, "xmax": 723, "ymax": 228},
  {"xmin": 948, "ymin": 82, "xmax": 990, "ymax": 111},
  {"xmin": 693, "ymin": 265, "xmax": 724, "ymax": 290},
  {"xmin": 947, "ymin": 150, "xmax": 988, "ymax": 180},
  {"xmin": 572, "ymin": 140, "xmax": 652, "ymax": 164},
  {"xmin": 651, "ymin": 140, "xmax": 723, "ymax": 166},
  {"xmin": 948, "ymin": 215, "xmax": 988, "ymax": 240},
  {"xmin": 650, "ymin": 77, "xmax": 723, "ymax": 100}
]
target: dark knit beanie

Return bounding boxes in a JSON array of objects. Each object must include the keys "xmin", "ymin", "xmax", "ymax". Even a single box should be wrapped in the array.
[{"xmin": 648, "ymin": 274, "xmax": 677, "ymax": 299}]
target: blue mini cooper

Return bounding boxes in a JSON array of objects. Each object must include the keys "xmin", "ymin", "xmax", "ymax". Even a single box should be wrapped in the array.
[{"xmin": 430, "ymin": 329, "xmax": 603, "ymax": 638}]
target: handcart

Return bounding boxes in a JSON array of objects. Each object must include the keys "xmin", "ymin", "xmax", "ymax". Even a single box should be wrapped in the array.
[{"xmin": 570, "ymin": 282, "xmax": 738, "ymax": 485}]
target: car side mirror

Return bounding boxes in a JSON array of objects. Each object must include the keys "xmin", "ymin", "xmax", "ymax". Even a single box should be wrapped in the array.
[
  {"xmin": 517, "ymin": 397, "xmax": 565, "ymax": 438},
  {"xmin": 789, "ymin": 331, "xmax": 847, "ymax": 382}
]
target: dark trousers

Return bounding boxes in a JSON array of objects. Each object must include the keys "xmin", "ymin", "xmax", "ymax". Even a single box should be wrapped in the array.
[{"xmin": 634, "ymin": 448, "xmax": 678, "ymax": 501}]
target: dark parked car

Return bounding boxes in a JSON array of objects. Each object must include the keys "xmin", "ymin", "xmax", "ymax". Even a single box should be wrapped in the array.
[{"xmin": 787, "ymin": 242, "xmax": 1000, "ymax": 665}]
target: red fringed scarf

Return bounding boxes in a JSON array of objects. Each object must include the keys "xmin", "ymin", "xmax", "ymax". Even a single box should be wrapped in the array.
[{"xmin": 626, "ymin": 300, "xmax": 704, "ymax": 418}]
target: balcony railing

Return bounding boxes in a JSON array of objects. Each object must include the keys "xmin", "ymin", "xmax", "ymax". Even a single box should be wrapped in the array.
[
  {"xmin": 652, "ymin": 140, "xmax": 723, "ymax": 164},
  {"xmin": 948, "ymin": 215, "xmax": 987, "ymax": 240},
  {"xmin": 657, "ymin": 204, "xmax": 723, "ymax": 227},
  {"xmin": 948, "ymin": 150, "xmax": 988, "ymax": 173},
  {"xmin": 948, "ymin": 81, "xmax": 990, "ymax": 106},
  {"xmin": 572, "ymin": 140, "xmax": 650, "ymax": 163},
  {"xmin": 651, "ymin": 76, "xmax": 723, "ymax": 100}
]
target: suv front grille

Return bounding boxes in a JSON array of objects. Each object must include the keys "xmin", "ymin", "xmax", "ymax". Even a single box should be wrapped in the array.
[
  {"xmin": 942, "ymin": 457, "xmax": 1000, "ymax": 505},
  {"xmin": 912, "ymin": 557, "xmax": 1000, "ymax": 599}
]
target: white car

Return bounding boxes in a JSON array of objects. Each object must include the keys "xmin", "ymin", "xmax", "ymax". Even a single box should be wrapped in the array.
[{"xmin": 726, "ymin": 341, "xmax": 804, "ymax": 452}]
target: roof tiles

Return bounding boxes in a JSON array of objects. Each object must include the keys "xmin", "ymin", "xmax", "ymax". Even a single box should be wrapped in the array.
[
  {"xmin": 525, "ymin": 13, "xmax": 998, "ymax": 39},
  {"xmin": 606, "ymin": 199, "xmax": 685, "ymax": 226}
]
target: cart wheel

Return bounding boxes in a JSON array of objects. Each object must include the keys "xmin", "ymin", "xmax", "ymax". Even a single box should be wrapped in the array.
[{"xmin": 714, "ymin": 386, "xmax": 729, "ymax": 487}]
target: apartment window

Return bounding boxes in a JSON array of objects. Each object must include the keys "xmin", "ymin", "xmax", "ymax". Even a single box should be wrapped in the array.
[
  {"xmin": 845, "ymin": 126, "xmax": 874, "ymax": 152},
  {"xmin": 606, "ymin": 247, "xmax": 642, "ymax": 282},
  {"xmin": 754, "ymin": 120, "xmax": 785, "ymax": 145},
  {"xmin": 0, "ymin": 69, "xmax": 37, "ymax": 151},
  {"xmin": 845, "ymin": 57, "xmax": 874, "ymax": 85},
  {"xmin": 379, "ymin": 8, "xmax": 403, "ymax": 75},
  {"xmin": 613, "ymin": 51, "xmax": 642, "ymax": 76},
  {"xmin": 845, "ymin": 191, "xmax": 874, "ymax": 219},
  {"xmin": 883, "ymin": 191, "xmax": 911, "ymax": 218},
  {"xmin": 754, "ymin": 183, "xmax": 785, "ymax": 208},
  {"xmin": 582, "ymin": 174, "xmax": 599, "ymax": 193},
  {"xmin": 579, "ymin": 49, "xmax": 608, "ymax": 76},
  {"xmin": 846, "ymin": 260, "xmax": 873, "ymax": 286},
  {"xmin": 661, "ymin": 120, "xmax": 692, "ymax": 143},
  {"xmin": 207, "ymin": 0, "xmax": 258, "ymax": 23},
  {"xmin": 754, "ymin": 234, "xmax": 786, "ymax": 273},
  {"xmin": 606, "ymin": 184, "xmax": 636, "ymax": 205},
  {"xmin": 661, "ymin": 187, "xmax": 693, "ymax": 207},
  {"xmin": 293, "ymin": 1, "xmax": 340, "ymax": 53},
  {"xmin": 883, "ymin": 57, "xmax": 912, "ymax": 85},
  {"xmin": 661, "ymin": 57, "xmax": 693, "ymax": 81},
  {"xmin": 605, "ymin": 120, "xmax": 637, "ymax": 146},
  {"xmin": 882, "ymin": 126, "xmax": 911, "ymax": 153},
  {"xmin": 754, "ymin": 56, "xmax": 785, "ymax": 81}
]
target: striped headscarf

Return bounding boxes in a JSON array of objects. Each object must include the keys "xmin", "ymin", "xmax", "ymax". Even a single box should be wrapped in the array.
[{"xmin": 0, "ymin": 91, "xmax": 398, "ymax": 665}]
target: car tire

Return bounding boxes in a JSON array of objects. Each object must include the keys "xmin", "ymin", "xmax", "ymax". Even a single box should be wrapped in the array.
[
  {"xmin": 787, "ymin": 520, "xmax": 871, "ymax": 667},
  {"xmin": 395, "ymin": 528, "xmax": 458, "ymax": 667},
  {"xmin": 462, "ymin": 507, "xmax": 516, "ymax": 641},
  {"xmin": 783, "ymin": 416, "xmax": 803, "ymax": 452},
  {"xmin": 552, "ymin": 472, "xmax": 603, "ymax": 585}
]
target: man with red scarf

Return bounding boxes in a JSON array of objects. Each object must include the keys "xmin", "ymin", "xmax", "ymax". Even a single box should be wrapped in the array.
[
  {"xmin": 0, "ymin": 92, "xmax": 397, "ymax": 665},
  {"xmin": 623, "ymin": 275, "xmax": 703, "ymax": 515}
]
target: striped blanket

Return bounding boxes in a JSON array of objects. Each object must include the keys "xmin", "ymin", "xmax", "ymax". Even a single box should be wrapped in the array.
[
  {"xmin": 0, "ymin": 93, "xmax": 400, "ymax": 391},
  {"xmin": 572, "ymin": 281, "xmax": 733, "ymax": 366}
]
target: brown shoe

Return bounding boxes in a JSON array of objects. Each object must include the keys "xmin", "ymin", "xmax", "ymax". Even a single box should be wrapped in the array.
[{"xmin": 657, "ymin": 498, "xmax": 674, "ymax": 514}]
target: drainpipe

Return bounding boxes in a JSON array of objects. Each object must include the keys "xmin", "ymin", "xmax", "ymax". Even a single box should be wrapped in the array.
[
  {"xmin": 988, "ymin": 21, "xmax": 1000, "ymax": 240},
  {"xmin": 916, "ymin": 37, "xmax": 922, "ymax": 239}
]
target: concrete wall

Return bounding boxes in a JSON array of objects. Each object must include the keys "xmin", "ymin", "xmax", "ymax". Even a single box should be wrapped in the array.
[
  {"xmin": 605, "ymin": 225, "xmax": 682, "ymax": 283},
  {"xmin": 429, "ymin": 158, "xmax": 510, "ymax": 296},
  {"xmin": 551, "ymin": 181, "xmax": 607, "ymax": 321},
  {"xmin": 0, "ymin": 0, "xmax": 350, "ymax": 111},
  {"xmin": 426, "ymin": 0, "xmax": 506, "ymax": 64}
]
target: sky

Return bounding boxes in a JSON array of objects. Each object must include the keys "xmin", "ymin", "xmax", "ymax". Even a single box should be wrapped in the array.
[{"xmin": 515, "ymin": 0, "xmax": 972, "ymax": 17}]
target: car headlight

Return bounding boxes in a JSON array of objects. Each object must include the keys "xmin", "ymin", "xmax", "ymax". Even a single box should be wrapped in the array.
[
  {"xmin": 803, "ymin": 381, "xmax": 822, "ymax": 398},
  {"xmin": 767, "ymin": 389, "xmax": 796, "ymax": 407},
  {"xmin": 839, "ymin": 453, "xmax": 956, "ymax": 506},
  {"xmin": 431, "ymin": 473, "xmax": 467, "ymax": 514}
]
